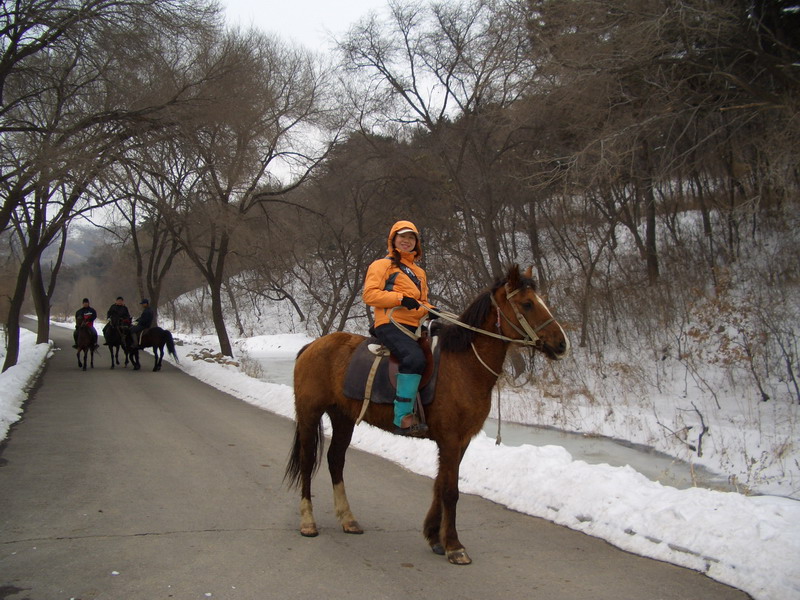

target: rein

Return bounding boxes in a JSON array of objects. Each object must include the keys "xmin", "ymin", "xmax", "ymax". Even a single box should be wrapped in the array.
[
  {"xmin": 388, "ymin": 285, "xmax": 554, "ymax": 379},
  {"xmin": 423, "ymin": 285, "xmax": 553, "ymax": 348}
]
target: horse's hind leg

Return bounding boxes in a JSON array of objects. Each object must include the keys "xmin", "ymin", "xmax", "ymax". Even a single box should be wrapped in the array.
[
  {"xmin": 326, "ymin": 407, "xmax": 363, "ymax": 534},
  {"xmin": 285, "ymin": 400, "xmax": 326, "ymax": 538},
  {"xmin": 297, "ymin": 420, "xmax": 324, "ymax": 537}
]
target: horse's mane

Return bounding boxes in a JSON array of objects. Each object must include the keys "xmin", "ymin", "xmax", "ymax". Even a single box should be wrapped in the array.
[{"xmin": 437, "ymin": 272, "xmax": 537, "ymax": 353}]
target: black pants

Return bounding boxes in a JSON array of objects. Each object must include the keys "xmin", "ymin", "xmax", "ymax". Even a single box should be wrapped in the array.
[
  {"xmin": 374, "ymin": 323, "xmax": 425, "ymax": 375},
  {"xmin": 130, "ymin": 324, "xmax": 145, "ymax": 344}
]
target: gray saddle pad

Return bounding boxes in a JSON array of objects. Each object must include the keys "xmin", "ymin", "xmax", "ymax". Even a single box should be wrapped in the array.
[{"xmin": 343, "ymin": 337, "xmax": 440, "ymax": 405}]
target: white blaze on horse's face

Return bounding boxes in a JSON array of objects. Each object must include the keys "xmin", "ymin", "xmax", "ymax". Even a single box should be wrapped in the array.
[{"xmin": 530, "ymin": 291, "xmax": 570, "ymax": 360}]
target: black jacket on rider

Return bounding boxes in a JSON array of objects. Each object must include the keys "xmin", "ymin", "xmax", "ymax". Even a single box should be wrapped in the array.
[
  {"xmin": 136, "ymin": 306, "xmax": 153, "ymax": 329},
  {"xmin": 73, "ymin": 304, "xmax": 98, "ymax": 347},
  {"xmin": 106, "ymin": 303, "xmax": 131, "ymax": 323},
  {"xmin": 75, "ymin": 306, "xmax": 97, "ymax": 326}
]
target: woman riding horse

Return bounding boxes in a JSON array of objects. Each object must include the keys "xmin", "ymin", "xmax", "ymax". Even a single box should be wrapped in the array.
[
  {"xmin": 286, "ymin": 264, "xmax": 569, "ymax": 565},
  {"xmin": 363, "ymin": 220, "xmax": 437, "ymax": 437}
]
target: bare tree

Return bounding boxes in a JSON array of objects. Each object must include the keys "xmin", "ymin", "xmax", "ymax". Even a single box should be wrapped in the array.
[
  {"xmin": 340, "ymin": 0, "xmax": 539, "ymax": 280},
  {"xmin": 0, "ymin": 0, "xmax": 220, "ymax": 369},
  {"xmin": 152, "ymin": 28, "xmax": 342, "ymax": 356}
]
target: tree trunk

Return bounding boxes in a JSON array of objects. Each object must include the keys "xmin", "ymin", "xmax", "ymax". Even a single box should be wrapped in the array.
[
  {"xmin": 225, "ymin": 279, "xmax": 245, "ymax": 336},
  {"xmin": 526, "ymin": 199, "xmax": 548, "ymax": 290},
  {"xmin": 640, "ymin": 140, "xmax": 659, "ymax": 285},
  {"xmin": 209, "ymin": 280, "xmax": 232, "ymax": 357},
  {"xmin": 644, "ymin": 178, "xmax": 659, "ymax": 285},
  {"xmin": 29, "ymin": 261, "xmax": 51, "ymax": 344},
  {"xmin": 2, "ymin": 253, "xmax": 35, "ymax": 371},
  {"xmin": 692, "ymin": 169, "xmax": 716, "ymax": 287},
  {"xmin": 479, "ymin": 210, "xmax": 504, "ymax": 278}
]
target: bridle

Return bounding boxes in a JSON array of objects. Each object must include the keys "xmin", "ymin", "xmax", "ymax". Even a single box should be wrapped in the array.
[
  {"xmin": 388, "ymin": 283, "xmax": 557, "ymax": 376},
  {"xmin": 491, "ymin": 284, "xmax": 554, "ymax": 347}
]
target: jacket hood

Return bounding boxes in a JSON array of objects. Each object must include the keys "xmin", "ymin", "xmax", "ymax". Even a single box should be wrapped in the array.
[{"xmin": 387, "ymin": 220, "xmax": 422, "ymax": 260}]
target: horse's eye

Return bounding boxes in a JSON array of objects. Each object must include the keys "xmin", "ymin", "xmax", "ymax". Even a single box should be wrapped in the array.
[{"xmin": 521, "ymin": 301, "xmax": 534, "ymax": 311}]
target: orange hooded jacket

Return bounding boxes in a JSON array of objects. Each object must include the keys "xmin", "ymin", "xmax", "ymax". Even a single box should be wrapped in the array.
[{"xmin": 363, "ymin": 220, "xmax": 430, "ymax": 329}]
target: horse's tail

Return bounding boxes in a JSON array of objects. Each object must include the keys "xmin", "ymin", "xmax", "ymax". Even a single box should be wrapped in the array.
[
  {"xmin": 165, "ymin": 331, "xmax": 179, "ymax": 364},
  {"xmin": 283, "ymin": 418, "xmax": 324, "ymax": 490}
]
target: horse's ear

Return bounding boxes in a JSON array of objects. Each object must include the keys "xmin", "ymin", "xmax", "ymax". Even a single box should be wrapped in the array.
[
  {"xmin": 506, "ymin": 264, "xmax": 521, "ymax": 289},
  {"xmin": 523, "ymin": 265, "xmax": 533, "ymax": 279}
]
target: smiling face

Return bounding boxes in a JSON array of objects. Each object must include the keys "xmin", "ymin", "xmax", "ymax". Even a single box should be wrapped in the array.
[{"xmin": 394, "ymin": 231, "xmax": 417, "ymax": 254}]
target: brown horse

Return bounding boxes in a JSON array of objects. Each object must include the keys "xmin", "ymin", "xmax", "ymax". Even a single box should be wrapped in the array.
[
  {"xmin": 75, "ymin": 321, "xmax": 96, "ymax": 371},
  {"xmin": 285, "ymin": 265, "xmax": 569, "ymax": 565}
]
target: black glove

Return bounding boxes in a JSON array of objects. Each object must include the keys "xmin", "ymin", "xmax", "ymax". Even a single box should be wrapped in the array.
[
  {"xmin": 401, "ymin": 296, "xmax": 420, "ymax": 310},
  {"xmin": 427, "ymin": 308, "xmax": 440, "ymax": 320}
]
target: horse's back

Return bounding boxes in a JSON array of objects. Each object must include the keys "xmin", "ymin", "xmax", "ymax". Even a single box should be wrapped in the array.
[{"xmin": 294, "ymin": 332, "xmax": 365, "ymax": 401}]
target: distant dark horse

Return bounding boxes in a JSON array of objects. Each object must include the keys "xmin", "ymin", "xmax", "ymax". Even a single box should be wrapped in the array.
[
  {"xmin": 104, "ymin": 317, "xmax": 131, "ymax": 369},
  {"xmin": 129, "ymin": 326, "xmax": 179, "ymax": 372},
  {"xmin": 285, "ymin": 265, "xmax": 569, "ymax": 565},
  {"xmin": 75, "ymin": 319, "xmax": 96, "ymax": 371}
]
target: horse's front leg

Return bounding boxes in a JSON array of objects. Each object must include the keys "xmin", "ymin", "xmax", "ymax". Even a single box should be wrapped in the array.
[
  {"xmin": 426, "ymin": 442, "xmax": 471, "ymax": 565},
  {"xmin": 326, "ymin": 407, "xmax": 362, "ymax": 534}
]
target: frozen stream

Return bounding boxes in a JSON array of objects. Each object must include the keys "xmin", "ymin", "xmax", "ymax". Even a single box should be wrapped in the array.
[{"xmin": 255, "ymin": 357, "xmax": 736, "ymax": 493}]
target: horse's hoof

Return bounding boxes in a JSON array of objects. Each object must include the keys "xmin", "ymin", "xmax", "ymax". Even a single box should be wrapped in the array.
[
  {"xmin": 446, "ymin": 548, "xmax": 472, "ymax": 565},
  {"xmin": 341, "ymin": 520, "xmax": 363, "ymax": 534},
  {"xmin": 300, "ymin": 525, "xmax": 319, "ymax": 537},
  {"xmin": 430, "ymin": 543, "xmax": 445, "ymax": 555}
]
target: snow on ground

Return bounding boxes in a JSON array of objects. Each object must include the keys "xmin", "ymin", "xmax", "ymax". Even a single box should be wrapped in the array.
[
  {"xmin": 0, "ymin": 329, "xmax": 52, "ymax": 440},
  {"xmin": 1, "ymin": 324, "xmax": 799, "ymax": 600}
]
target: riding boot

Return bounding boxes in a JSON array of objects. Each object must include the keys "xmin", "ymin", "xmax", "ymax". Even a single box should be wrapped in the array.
[{"xmin": 393, "ymin": 373, "xmax": 427, "ymax": 437}]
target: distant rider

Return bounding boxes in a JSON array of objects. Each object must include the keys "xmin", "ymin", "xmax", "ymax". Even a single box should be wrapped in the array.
[
  {"xmin": 73, "ymin": 298, "xmax": 98, "ymax": 349},
  {"xmin": 130, "ymin": 298, "xmax": 153, "ymax": 349},
  {"xmin": 102, "ymin": 296, "xmax": 131, "ymax": 345}
]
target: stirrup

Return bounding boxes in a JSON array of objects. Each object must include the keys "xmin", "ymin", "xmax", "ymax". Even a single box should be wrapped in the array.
[{"xmin": 394, "ymin": 414, "xmax": 429, "ymax": 438}]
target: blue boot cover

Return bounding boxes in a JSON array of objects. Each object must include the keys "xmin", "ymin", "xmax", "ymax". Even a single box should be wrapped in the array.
[
  {"xmin": 393, "ymin": 373, "xmax": 422, "ymax": 427},
  {"xmin": 396, "ymin": 372, "xmax": 422, "ymax": 399},
  {"xmin": 393, "ymin": 399, "xmax": 414, "ymax": 428}
]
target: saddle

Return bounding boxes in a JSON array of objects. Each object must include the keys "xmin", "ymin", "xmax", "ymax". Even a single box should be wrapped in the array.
[
  {"xmin": 343, "ymin": 328, "xmax": 441, "ymax": 417},
  {"xmin": 136, "ymin": 326, "xmax": 152, "ymax": 344}
]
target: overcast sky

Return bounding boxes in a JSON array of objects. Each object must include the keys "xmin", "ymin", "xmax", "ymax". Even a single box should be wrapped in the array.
[{"xmin": 222, "ymin": 0, "xmax": 384, "ymax": 51}]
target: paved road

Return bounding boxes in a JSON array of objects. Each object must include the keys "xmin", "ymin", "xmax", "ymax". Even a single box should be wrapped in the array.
[{"xmin": 0, "ymin": 323, "xmax": 749, "ymax": 600}]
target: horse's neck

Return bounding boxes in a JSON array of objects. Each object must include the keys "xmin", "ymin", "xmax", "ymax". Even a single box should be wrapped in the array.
[{"xmin": 468, "ymin": 333, "xmax": 509, "ymax": 387}]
